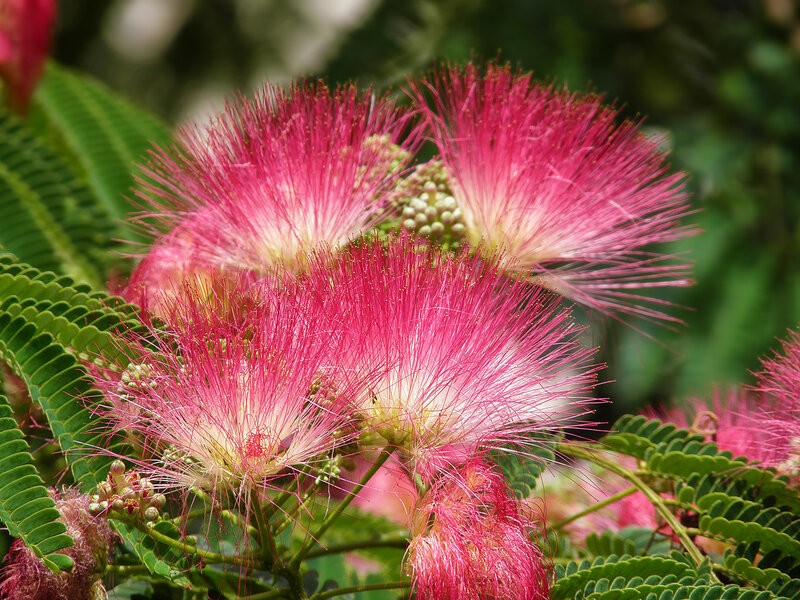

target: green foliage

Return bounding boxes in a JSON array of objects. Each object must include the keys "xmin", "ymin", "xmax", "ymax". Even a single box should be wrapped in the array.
[
  {"xmin": 112, "ymin": 521, "xmax": 193, "ymax": 588},
  {"xmin": 0, "ymin": 255, "xmax": 140, "ymax": 490},
  {"xmin": 32, "ymin": 64, "xmax": 172, "ymax": 233},
  {"xmin": 0, "ymin": 109, "xmax": 112, "ymax": 286},
  {"xmin": 0, "ymin": 394, "xmax": 74, "ymax": 573},
  {"xmin": 555, "ymin": 417, "xmax": 800, "ymax": 599}
]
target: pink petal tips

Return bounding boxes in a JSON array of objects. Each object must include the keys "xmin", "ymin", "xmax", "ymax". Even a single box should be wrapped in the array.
[
  {"xmin": 408, "ymin": 459, "xmax": 550, "ymax": 600},
  {"xmin": 413, "ymin": 63, "xmax": 694, "ymax": 322},
  {"xmin": 307, "ymin": 235, "xmax": 600, "ymax": 477},
  {"xmin": 99, "ymin": 279, "xmax": 361, "ymax": 494},
  {"xmin": 132, "ymin": 81, "xmax": 418, "ymax": 287}
]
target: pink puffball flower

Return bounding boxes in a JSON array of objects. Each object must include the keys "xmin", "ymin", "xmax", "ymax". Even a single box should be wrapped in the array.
[
  {"xmin": 0, "ymin": 488, "xmax": 117, "ymax": 600},
  {"xmin": 0, "ymin": 0, "xmax": 55, "ymax": 113},
  {"xmin": 408, "ymin": 459, "xmax": 550, "ymax": 600},
  {"xmin": 307, "ymin": 235, "xmax": 599, "ymax": 476},
  {"xmin": 756, "ymin": 328, "xmax": 800, "ymax": 475},
  {"xmin": 413, "ymin": 63, "xmax": 693, "ymax": 322},
  {"xmin": 98, "ymin": 278, "xmax": 359, "ymax": 495},
  {"xmin": 133, "ymin": 81, "xmax": 418, "ymax": 286}
]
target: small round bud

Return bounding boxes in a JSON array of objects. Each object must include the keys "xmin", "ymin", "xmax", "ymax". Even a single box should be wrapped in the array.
[
  {"xmin": 143, "ymin": 507, "xmax": 159, "ymax": 522},
  {"xmin": 418, "ymin": 225, "xmax": 432, "ymax": 237},
  {"xmin": 111, "ymin": 498, "xmax": 124, "ymax": 511},
  {"xmin": 151, "ymin": 494, "xmax": 167, "ymax": 509},
  {"xmin": 88, "ymin": 503, "xmax": 102, "ymax": 515},
  {"xmin": 440, "ymin": 210, "xmax": 454, "ymax": 224},
  {"xmin": 424, "ymin": 206, "xmax": 438, "ymax": 219},
  {"xmin": 402, "ymin": 206, "xmax": 415, "ymax": 218},
  {"xmin": 414, "ymin": 213, "xmax": 428, "ymax": 226},
  {"xmin": 451, "ymin": 223, "xmax": 466, "ymax": 236},
  {"xmin": 402, "ymin": 218, "xmax": 417, "ymax": 230},
  {"xmin": 430, "ymin": 222, "xmax": 445, "ymax": 236},
  {"xmin": 109, "ymin": 460, "xmax": 126, "ymax": 477}
]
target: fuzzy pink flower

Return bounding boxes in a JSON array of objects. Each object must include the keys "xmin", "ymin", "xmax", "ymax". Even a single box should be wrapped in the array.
[
  {"xmin": 654, "ymin": 388, "xmax": 790, "ymax": 467},
  {"xmin": 755, "ymin": 329, "xmax": 800, "ymax": 474},
  {"xmin": 306, "ymin": 236, "xmax": 599, "ymax": 476},
  {"xmin": 408, "ymin": 459, "xmax": 549, "ymax": 600},
  {"xmin": 0, "ymin": 0, "xmax": 55, "ymax": 113},
  {"xmin": 0, "ymin": 488, "xmax": 117, "ymax": 600},
  {"xmin": 133, "ymin": 81, "xmax": 418, "ymax": 285},
  {"xmin": 98, "ymin": 277, "xmax": 360, "ymax": 494},
  {"xmin": 413, "ymin": 63, "xmax": 693, "ymax": 321}
]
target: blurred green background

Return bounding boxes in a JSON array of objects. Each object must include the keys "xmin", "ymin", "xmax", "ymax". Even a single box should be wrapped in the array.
[{"xmin": 53, "ymin": 0, "xmax": 800, "ymax": 420}]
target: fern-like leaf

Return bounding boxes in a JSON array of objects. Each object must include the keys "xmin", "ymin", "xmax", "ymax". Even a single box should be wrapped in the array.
[
  {"xmin": 0, "ymin": 394, "xmax": 74, "ymax": 572},
  {"xmin": 32, "ymin": 63, "xmax": 172, "ymax": 233},
  {"xmin": 0, "ymin": 110, "xmax": 114, "ymax": 286}
]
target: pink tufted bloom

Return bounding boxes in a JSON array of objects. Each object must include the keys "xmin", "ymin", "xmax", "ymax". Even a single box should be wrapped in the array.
[
  {"xmin": 0, "ymin": 0, "xmax": 55, "ymax": 113},
  {"xmin": 97, "ymin": 277, "xmax": 359, "ymax": 495},
  {"xmin": 755, "ymin": 329, "xmax": 800, "ymax": 475},
  {"xmin": 0, "ymin": 489, "xmax": 117, "ymax": 600},
  {"xmin": 653, "ymin": 388, "xmax": 790, "ymax": 467},
  {"xmin": 408, "ymin": 459, "xmax": 549, "ymax": 600},
  {"xmin": 413, "ymin": 63, "xmax": 693, "ymax": 322},
  {"xmin": 307, "ymin": 236, "xmax": 599, "ymax": 476},
  {"xmin": 133, "ymin": 81, "xmax": 418, "ymax": 282}
]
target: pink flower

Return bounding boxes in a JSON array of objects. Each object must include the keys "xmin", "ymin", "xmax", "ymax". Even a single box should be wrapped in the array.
[
  {"xmin": 412, "ymin": 63, "xmax": 693, "ymax": 322},
  {"xmin": 0, "ymin": 0, "xmax": 55, "ymax": 113},
  {"xmin": 0, "ymin": 488, "xmax": 117, "ymax": 600},
  {"xmin": 133, "ymin": 81, "xmax": 418, "ymax": 282},
  {"xmin": 98, "ymin": 277, "xmax": 360, "ymax": 494},
  {"xmin": 307, "ymin": 236, "xmax": 599, "ymax": 476},
  {"xmin": 653, "ymin": 388, "xmax": 789, "ymax": 467},
  {"xmin": 408, "ymin": 459, "xmax": 550, "ymax": 600},
  {"xmin": 755, "ymin": 329, "xmax": 800, "ymax": 474}
]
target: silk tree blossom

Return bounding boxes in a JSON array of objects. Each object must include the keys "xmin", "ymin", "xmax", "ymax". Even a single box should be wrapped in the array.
[
  {"xmin": 98, "ymin": 278, "xmax": 360, "ymax": 495},
  {"xmin": 756, "ymin": 329, "xmax": 800, "ymax": 476},
  {"xmin": 408, "ymin": 459, "xmax": 549, "ymax": 600},
  {"xmin": 412, "ymin": 63, "xmax": 693, "ymax": 321},
  {"xmin": 0, "ymin": 0, "xmax": 56, "ymax": 113},
  {"xmin": 132, "ymin": 80, "xmax": 418, "ymax": 287},
  {"xmin": 307, "ymin": 236, "xmax": 599, "ymax": 476}
]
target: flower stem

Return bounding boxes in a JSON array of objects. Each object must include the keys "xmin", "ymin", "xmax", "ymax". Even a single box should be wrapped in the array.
[
  {"xmin": 114, "ymin": 516, "xmax": 254, "ymax": 567},
  {"xmin": 290, "ymin": 445, "xmax": 394, "ymax": 567},
  {"xmin": 309, "ymin": 581, "xmax": 411, "ymax": 600},
  {"xmin": 303, "ymin": 535, "xmax": 409, "ymax": 559},
  {"xmin": 251, "ymin": 490, "xmax": 279, "ymax": 569},
  {"xmin": 550, "ymin": 486, "xmax": 637, "ymax": 530},
  {"xmin": 558, "ymin": 443, "xmax": 709, "ymax": 570}
]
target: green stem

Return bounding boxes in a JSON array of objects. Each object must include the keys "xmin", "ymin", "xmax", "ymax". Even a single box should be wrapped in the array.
[
  {"xmin": 309, "ymin": 581, "xmax": 411, "ymax": 600},
  {"xmin": 251, "ymin": 490, "xmax": 279, "ymax": 568},
  {"xmin": 559, "ymin": 443, "xmax": 710, "ymax": 571},
  {"xmin": 303, "ymin": 535, "xmax": 409, "ymax": 559},
  {"xmin": 290, "ymin": 446, "xmax": 394, "ymax": 567},
  {"xmin": 103, "ymin": 563, "xmax": 150, "ymax": 576},
  {"xmin": 114, "ymin": 516, "xmax": 254, "ymax": 567},
  {"xmin": 551, "ymin": 486, "xmax": 637, "ymax": 530},
  {"xmin": 240, "ymin": 590, "xmax": 291, "ymax": 600}
]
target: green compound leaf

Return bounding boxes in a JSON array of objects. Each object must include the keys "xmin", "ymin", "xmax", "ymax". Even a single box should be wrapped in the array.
[
  {"xmin": 0, "ymin": 394, "xmax": 74, "ymax": 573},
  {"xmin": 112, "ymin": 521, "xmax": 192, "ymax": 588},
  {"xmin": 552, "ymin": 555, "xmax": 700, "ymax": 599},
  {"xmin": 32, "ymin": 63, "xmax": 172, "ymax": 234},
  {"xmin": 0, "ymin": 253, "xmax": 150, "ymax": 369},
  {"xmin": 0, "ymin": 109, "xmax": 113, "ymax": 287},
  {"xmin": 0, "ymin": 309, "xmax": 121, "ymax": 490}
]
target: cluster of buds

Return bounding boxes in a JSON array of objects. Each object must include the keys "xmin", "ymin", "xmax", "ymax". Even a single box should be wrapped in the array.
[
  {"xmin": 89, "ymin": 460, "xmax": 166, "ymax": 524},
  {"xmin": 117, "ymin": 362, "xmax": 157, "ymax": 393},
  {"xmin": 396, "ymin": 160, "xmax": 466, "ymax": 248}
]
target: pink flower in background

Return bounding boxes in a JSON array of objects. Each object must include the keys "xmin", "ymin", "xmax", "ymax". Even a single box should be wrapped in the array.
[
  {"xmin": 134, "ymin": 81, "xmax": 418, "ymax": 280},
  {"xmin": 98, "ymin": 277, "xmax": 359, "ymax": 494},
  {"xmin": 408, "ymin": 459, "xmax": 549, "ymax": 600},
  {"xmin": 413, "ymin": 63, "xmax": 693, "ymax": 322},
  {"xmin": 755, "ymin": 329, "xmax": 800, "ymax": 474},
  {"xmin": 0, "ymin": 0, "xmax": 55, "ymax": 113},
  {"xmin": 0, "ymin": 489, "xmax": 116, "ymax": 600},
  {"xmin": 307, "ymin": 235, "xmax": 599, "ymax": 477}
]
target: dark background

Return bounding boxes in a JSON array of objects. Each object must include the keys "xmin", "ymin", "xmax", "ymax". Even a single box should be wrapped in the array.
[{"xmin": 53, "ymin": 0, "xmax": 800, "ymax": 419}]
